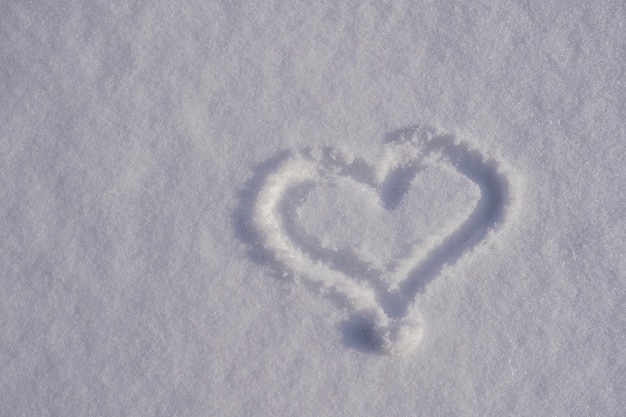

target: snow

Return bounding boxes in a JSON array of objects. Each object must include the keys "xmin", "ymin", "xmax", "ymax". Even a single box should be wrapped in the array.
[{"xmin": 1, "ymin": 1, "xmax": 624, "ymax": 416}]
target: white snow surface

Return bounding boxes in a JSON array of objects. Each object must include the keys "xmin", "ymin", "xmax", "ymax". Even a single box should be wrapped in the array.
[{"xmin": 1, "ymin": 1, "xmax": 625, "ymax": 416}]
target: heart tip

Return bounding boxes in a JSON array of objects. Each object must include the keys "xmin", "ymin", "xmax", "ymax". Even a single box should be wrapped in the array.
[
  {"xmin": 340, "ymin": 314, "xmax": 424, "ymax": 356},
  {"xmin": 374, "ymin": 317, "xmax": 424, "ymax": 356}
]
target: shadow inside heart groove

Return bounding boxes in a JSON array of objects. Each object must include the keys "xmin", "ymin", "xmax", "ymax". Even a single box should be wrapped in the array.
[{"xmin": 236, "ymin": 125, "xmax": 515, "ymax": 354}]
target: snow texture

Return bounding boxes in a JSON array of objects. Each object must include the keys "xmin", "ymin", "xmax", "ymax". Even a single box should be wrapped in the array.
[{"xmin": 1, "ymin": 1, "xmax": 625, "ymax": 416}]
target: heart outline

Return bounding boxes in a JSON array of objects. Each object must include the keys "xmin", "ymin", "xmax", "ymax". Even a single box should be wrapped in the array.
[{"xmin": 246, "ymin": 126, "xmax": 516, "ymax": 355}]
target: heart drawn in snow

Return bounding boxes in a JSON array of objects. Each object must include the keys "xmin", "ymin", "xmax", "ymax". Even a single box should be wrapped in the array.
[{"xmin": 247, "ymin": 126, "xmax": 515, "ymax": 355}]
